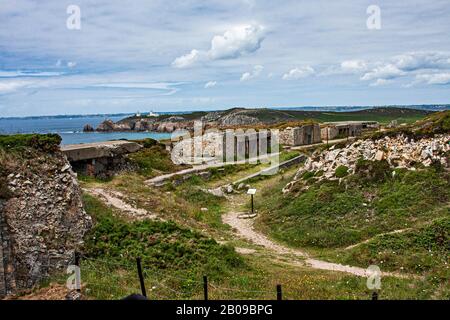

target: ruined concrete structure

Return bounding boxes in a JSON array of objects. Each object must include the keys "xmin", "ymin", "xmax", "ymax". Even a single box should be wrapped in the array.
[
  {"xmin": 171, "ymin": 130, "xmax": 275, "ymax": 165},
  {"xmin": 320, "ymin": 121, "xmax": 379, "ymax": 141},
  {"xmin": 279, "ymin": 124, "xmax": 322, "ymax": 146},
  {"xmin": 62, "ymin": 140, "xmax": 142, "ymax": 178}
]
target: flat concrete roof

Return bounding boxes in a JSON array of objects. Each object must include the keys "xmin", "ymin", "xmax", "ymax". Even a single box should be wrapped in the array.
[
  {"xmin": 61, "ymin": 140, "xmax": 142, "ymax": 161},
  {"xmin": 322, "ymin": 121, "xmax": 379, "ymax": 126}
]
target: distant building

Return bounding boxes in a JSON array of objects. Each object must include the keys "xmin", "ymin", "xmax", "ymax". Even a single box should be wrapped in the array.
[
  {"xmin": 279, "ymin": 124, "xmax": 322, "ymax": 146},
  {"xmin": 320, "ymin": 121, "xmax": 379, "ymax": 140}
]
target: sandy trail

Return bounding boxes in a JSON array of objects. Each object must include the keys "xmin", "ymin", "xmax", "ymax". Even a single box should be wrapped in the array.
[
  {"xmin": 222, "ymin": 201, "xmax": 411, "ymax": 278},
  {"xmin": 344, "ymin": 228, "xmax": 412, "ymax": 250},
  {"xmin": 84, "ymin": 188, "xmax": 158, "ymax": 220}
]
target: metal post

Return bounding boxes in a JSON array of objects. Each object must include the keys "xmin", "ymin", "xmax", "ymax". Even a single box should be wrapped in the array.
[
  {"xmin": 251, "ymin": 194, "xmax": 254, "ymax": 214},
  {"xmin": 136, "ymin": 257, "xmax": 147, "ymax": 297},
  {"xmin": 203, "ymin": 275, "xmax": 208, "ymax": 300},
  {"xmin": 74, "ymin": 251, "xmax": 81, "ymax": 293},
  {"xmin": 372, "ymin": 291, "xmax": 378, "ymax": 300},
  {"xmin": 276, "ymin": 284, "xmax": 282, "ymax": 300}
]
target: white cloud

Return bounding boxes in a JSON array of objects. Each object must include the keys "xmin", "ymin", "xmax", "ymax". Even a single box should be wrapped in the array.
[
  {"xmin": 204, "ymin": 81, "xmax": 217, "ymax": 88},
  {"xmin": 0, "ymin": 80, "xmax": 32, "ymax": 93},
  {"xmin": 240, "ymin": 65, "xmax": 263, "ymax": 81},
  {"xmin": 392, "ymin": 52, "xmax": 450, "ymax": 71},
  {"xmin": 340, "ymin": 59, "xmax": 368, "ymax": 73},
  {"xmin": 369, "ymin": 79, "xmax": 392, "ymax": 87},
  {"xmin": 282, "ymin": 66, "xmax": 315, "ymax": 80},
  {"xmin": 357, "ymin": 52, "xmax": 450, "ymax": 86},
  {"xmin": 360, "ymin": 64, "xmax": 404, "ymax": 81},
  {"xmin": 415, "ymin": 72, "xmax": 450, "ymax": 85},
  {"xmin": 92, "ymin": 82, "xmax": 180, "ymax": 95},
  {"xmin": 67, "ymin": 61, "xmax": 77, "ymax": 68},
  {"xmin": 0, "ymin": 70, "xmax": 63, "ymax": 77},
  {"xmin": 172, "ymin": 50, "xmax": 205, "ymax": 69},
  {"xmin": 172, "ymin": 24, "xmax": 265, "ymax": 68}
]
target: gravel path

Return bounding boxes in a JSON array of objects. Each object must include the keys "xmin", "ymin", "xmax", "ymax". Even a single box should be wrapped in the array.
[
  {"xmin": 85, "ymin": 188, "xmax": 158, "ymax": 220},
  {"xmin": 222, "ymin": 202, "xmax": 411, "ymax": 278}
]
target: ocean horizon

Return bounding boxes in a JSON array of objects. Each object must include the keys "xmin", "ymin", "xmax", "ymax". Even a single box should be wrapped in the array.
[
  {"xmin": 1, "ymin": 104, "xmax": 448, "ymax": 145},
  {"xmin": 0, "ymin": 114, "xmax": 172, "ymax": 145}
]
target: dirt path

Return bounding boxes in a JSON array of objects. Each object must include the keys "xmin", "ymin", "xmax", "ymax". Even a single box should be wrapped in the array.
[
  {"xmin": 222, "ymin": 198, "xmax": 411, "ymax": 278},
  {"xmin": 344, "ymin": 228, "xmax": 412, "ymax": 250},
  {"xmin": 84, "ymin": 188, "xmax": 158, "ymax": 220}
]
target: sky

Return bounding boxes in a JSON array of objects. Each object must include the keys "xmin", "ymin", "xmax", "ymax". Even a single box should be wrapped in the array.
[{"xmin": 0, "ymin": 0, "xmax": 450, "ymax": 117}]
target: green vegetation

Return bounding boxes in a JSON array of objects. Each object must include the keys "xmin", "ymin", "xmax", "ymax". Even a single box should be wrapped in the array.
[
  {"xmin": 258, "ymin": 165, "xmax": 449, "ymax": 252},
  {"xmin": 81, "ymin": 193, "xmax": 244, "ymax": 299},
  {"xmin": 368, "ymin": 110, "xmax": 450, "ymax": 140},
  {"xmin": 0, "ymin": 133, "xmax": 61, "ymax": 152},
  {"xmin": 127, "ymin": 139, "xmax": 186, "ymax": 177},
  {"xmin": 338, "ymin": 216, "xmax": 449, "ymax": 272},
  {"xmin": 335, "ymin": 165, "xmax": 349, "ymax": 178}
]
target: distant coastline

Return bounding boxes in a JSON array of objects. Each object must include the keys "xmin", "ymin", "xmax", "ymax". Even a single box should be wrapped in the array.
[{"xmin": 1, "ymin": 104, "xmax": 449, "ymax": 120}]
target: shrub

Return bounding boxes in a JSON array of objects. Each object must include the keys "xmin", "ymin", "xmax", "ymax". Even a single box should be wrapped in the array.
[
  {"xmin": 354, "ymin": 159, "xmax": 390, "ymax": 183},
  {"xmin": 335, "ymin": 165, "xmax": 349, "ymax": 178},
  {"xmin": 82, "ymin": 194, "xmax": 244, "ymax": 276},
  {"xmin": 0, "ymin": 134, "xmax": 61, "ymax": 152}
]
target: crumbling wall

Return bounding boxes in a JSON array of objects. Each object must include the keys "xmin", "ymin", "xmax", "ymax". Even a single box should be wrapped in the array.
[{"xmin": 0, "ymin": 149, "xmax": 92, "ymax": 296}]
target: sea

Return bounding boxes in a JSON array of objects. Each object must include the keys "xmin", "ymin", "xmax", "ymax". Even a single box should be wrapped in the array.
[
  {"xmin": 0, "ymin": 105, "xmax": 448, "ymax": 146},
  {"xmin": 0, "ymin": 115, "xmax": 172, "ymax": 145}
]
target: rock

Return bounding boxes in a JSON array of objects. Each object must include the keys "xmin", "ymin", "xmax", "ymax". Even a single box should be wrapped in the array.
[
  {"xmin": 96, "ymin": 119, "xmax": 116, "ymax": 132},
  {"xmin": 205, "ymin": 187, "xmax": 225, "ymax": 197},
  {"xmin": 0, "ymin": 148, "xmax": 92, "ymax": 297},
  {"xmin": 200, "ymin": 207, "xmax": 208, "ymax": 212},
  {"xmin": 83, "ymin": 124, "xmax": 94, "ymax": 132},
  {"xmin": 284, "ymin": 133, "xmax": 450, "ymax": 192},
  {"xmin": 375, "ymin": 150, "xmax": 384, "ymax": 161},
  {"xmin": 225, "ymin": 185, "xmax": 234, "ymax": 194}
]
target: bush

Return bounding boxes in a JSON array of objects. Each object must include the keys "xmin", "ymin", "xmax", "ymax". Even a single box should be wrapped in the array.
[
  {"xmin": 335, "ymin": 165, "xmax": 349, "ymax": 178},
  {"xmin": 82, "ymin": 194, "xmax": 244, "ymax": 275},
  {"xmin": 354, "ymin": 159, "xmax": 390, "ymax": 184},
  {"xmin": 127, "ymin": 143, "xmax": 182, "ymax": 177},
  {"xmin": 0, "ymin": 134, "xmax": 61, "ymax": 152}
]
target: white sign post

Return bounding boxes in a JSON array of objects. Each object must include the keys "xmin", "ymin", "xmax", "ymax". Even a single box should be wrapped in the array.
[{"xmin": 247, "ymin": 188, "xmax": 257, "ymax": 214}]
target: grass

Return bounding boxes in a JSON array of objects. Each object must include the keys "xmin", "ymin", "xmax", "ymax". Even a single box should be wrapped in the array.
[
  {"xmin": 127, "ymin": 140, "xmax": 187, "ymax": 177},
  {"xmin": 257, "ymin": 165, "xmax": 449, "ymax": 255},
  {"xmin": 80, "ymin": 193, "xmax": 245, "ymax": 299},
  {"xmin": 0, "ymin": 133, "xmax": 61, "ymax": 152}
]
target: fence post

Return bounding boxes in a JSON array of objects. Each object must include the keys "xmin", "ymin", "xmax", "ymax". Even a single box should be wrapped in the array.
[
  {"xmin": 74, "ymin": 251, "xmax": 81, "ymax": 293},
  {"xmin": 372, "ymin": 291, "xmax": 378, "ymax": 300},
  {"xmin": 203, "ymin": 275, "xmax": 208, "ymax": 300},
  {"xmin": 276, "ymin": 284, "xmax": 282, "ymax": 300},
  {"xmin": 136, "ymin": 257, "xmax": 147, "ymax": 297}
]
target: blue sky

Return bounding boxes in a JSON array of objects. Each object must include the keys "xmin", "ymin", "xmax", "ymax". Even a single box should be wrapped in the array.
[{"xmin": 0, "ymin": 0, "xmax": 450, "ymax": 116}]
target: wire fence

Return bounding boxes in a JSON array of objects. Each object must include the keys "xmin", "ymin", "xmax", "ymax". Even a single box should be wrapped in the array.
[{"xmin": 27, "ymin": 253, "xmax": 379, "ymax": 300}]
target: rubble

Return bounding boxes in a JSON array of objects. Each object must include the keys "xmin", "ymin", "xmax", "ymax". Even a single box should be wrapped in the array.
[{"xmin": 283, "ymin": 134, "xmax": 450, "ymax": 193}]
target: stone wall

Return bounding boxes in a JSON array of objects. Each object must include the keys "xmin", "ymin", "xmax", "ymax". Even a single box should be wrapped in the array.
[
  {"xmin": 280, "ymin": 124, "xmax": 322, "ymax": 146},
  {"xmin": 0, "ymin": 149, "xmax": 92, "ymax": 297}
]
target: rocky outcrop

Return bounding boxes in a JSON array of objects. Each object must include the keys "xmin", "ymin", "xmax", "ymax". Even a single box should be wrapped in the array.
[
  {"xmin": 83, "ymin": 124, "xmax": 94, "ymax": 132},
  {"xmin": 0, "ymin": 147, "xmax": 92, "ymax": 297},
  {"xmin": 283, "ymin": 134, "xmax": 450, "ymax": 192}
]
